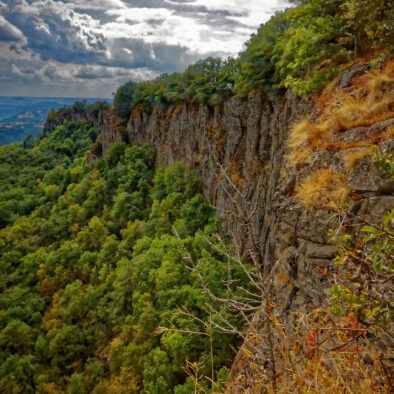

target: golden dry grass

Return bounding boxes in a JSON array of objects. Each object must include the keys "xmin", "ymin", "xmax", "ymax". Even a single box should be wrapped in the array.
[
  {"xmin": 387, "ymin": 125, "xmax": 394, "ymax": 138},
  {"xmin": 287, "ymin": 61, "xmax": 393, "ymax": 209},
  {"xmin": 227, "ymin": 308, "xmax": 392, "ymax": 393},
  {"xmin": 295, "ymin": 169, "xmax": 349, "ymax": 210},
  {"xmin": 343, "ymin": 146, "xmax": 375, "ymax": 171},
  {"xmin": 288, "ymin": 61, "xmax": 394, "ymax": 168},
  {"xmin": 331, "ymin": 92, "xmax": 394, "ymax": 130},
  {"xmin": 268, "ymin": 310, "xmax": 392, "ymax": 393},
  {"xmin": 288, "ymin": 148, "xmax": 312, "ymax": 168},
  {"xmin": 288, "ymin": 119, "xmax": 311, "ymax": 151},
  {"xmin": 361, "ymin": 61, "xmax": 394, "ymax": 91}
]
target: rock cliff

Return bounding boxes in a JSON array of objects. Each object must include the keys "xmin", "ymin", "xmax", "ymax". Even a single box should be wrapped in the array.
[
  {"xmin": 92, "ymin": 63, "xmax": 394, "ymax": 390},
  {"xmin": 43, "ymin": 105, "xmax": 109, "ymax": 134}
]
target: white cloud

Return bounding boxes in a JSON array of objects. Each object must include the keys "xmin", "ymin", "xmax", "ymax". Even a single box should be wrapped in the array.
[
  {"xmin": 0, "ymin": 0, "xmax": 290, "ymax": 97},
  {"xmin": 104, "ymin": 5, "xmax": 244, "ymax": 56},
  {"xmin": 67, "ymin": 0, "xmax": 127, "ymax": 10}
]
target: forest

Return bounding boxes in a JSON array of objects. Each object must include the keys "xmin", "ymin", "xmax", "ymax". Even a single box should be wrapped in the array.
[
  {"xmin": 0, "ymin": 0, "xmax": 393, "ymax": 392},
  {"xmin": 0, "ymin": 120, "xmax": 252, "ymax": 392}
]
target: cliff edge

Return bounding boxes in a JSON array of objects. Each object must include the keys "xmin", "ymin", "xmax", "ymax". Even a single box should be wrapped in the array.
[{"xmin": 93, "ymin": 62, "xmax": 394, "ymax": 390}]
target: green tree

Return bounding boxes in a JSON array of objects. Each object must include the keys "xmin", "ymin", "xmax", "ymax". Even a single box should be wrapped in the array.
[{"xmin": 114, "ymin": 81, "xmax": 137, "ymax": 121}]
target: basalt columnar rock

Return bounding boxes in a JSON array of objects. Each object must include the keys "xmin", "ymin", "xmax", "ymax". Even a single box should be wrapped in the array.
[{"xmin": 89, "ymin": 63, "xmax": 394, "ymax": 390}]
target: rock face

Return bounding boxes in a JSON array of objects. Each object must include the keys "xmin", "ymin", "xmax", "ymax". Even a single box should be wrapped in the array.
[
  {"xmin": 125, "ymin": 91, "xmax": 314, "ymax": 256},
  {"xmin": 95, "ymin": 66, "xmax": 394, "ymax": 389},
  {"xmin": 43, "ymin": 106, "xmax": 109, "ymax": 134}
]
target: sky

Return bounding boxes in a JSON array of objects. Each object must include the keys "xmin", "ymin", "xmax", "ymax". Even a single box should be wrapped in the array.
[{"xmin": 0, "ymin": 0, "xmax": 289, "ymax": 98}]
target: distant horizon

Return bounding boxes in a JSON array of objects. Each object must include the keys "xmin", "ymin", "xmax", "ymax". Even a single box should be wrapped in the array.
[
  {"xmin": 0, "ymin": 95, "xmax": 112, "ymax": 145},
  {"xmin": 0, "ymin": 95, "xmax": 113, "ymax": 100}
]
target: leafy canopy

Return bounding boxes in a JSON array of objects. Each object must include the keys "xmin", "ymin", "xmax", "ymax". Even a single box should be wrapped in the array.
[
  {"xmin": 0, "ymin": 120, "xmax": 248, "ymax": 393},
  {"xmin": 114, "ymin": 0, "xmax": 393, "ymax": 124}
]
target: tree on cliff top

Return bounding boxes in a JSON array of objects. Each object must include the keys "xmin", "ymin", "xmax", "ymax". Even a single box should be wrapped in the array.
[{"xmin": 113, "ymin": 81, "xmax": 137, "ymax": 122}]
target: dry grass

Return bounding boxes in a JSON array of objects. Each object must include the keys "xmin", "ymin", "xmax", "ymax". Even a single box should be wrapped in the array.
[
  {"xmin": 287, "ymin": 61, "xmax": 393, "ymax": 209},
  {"xmin": 331, "ymin": 91, "xmax": 394, "ymax": 130},
  {"xmin": 387, "ymin": 125, "xmax": 394, "ymax": 138},
  {"xmin": 227, "ymin": 308, "xmax": 393, "ymax": 393},
  {"xmin": 295, "ymin": 169, "xmax": 349, "ymax": 210},
  {"xmin": 288, "ymin": 119, "xmax": 311, "ymax": 151},
  {"xmin": 288, "ymin": 149, "xmax": 312, "ymax": 168},
  {"xmin": 271, "ymin": 310, "xmax": 392, "ymax": 393},
  {"xmin": 288, "ymin": 61, "xmax": 394, "ymax": 169},
  {"xmin": 360, "ymin": 61, "xmax": 394, "ymax": 91},
  {"xmin": 343, "ymin": 146, "xmax": 375, "ymax": 171}
]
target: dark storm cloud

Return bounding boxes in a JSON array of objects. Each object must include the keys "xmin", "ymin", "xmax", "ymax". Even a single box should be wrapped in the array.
[{"xmin": 1, "ymin": 0, "xmax": 210, "ymax": 70}]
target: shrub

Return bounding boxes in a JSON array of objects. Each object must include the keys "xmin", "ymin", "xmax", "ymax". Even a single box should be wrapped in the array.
[
  {"xmin": 238, "ymin": 0, "xmax": 393, "ymax": 97},
  {"xmin": 329, "ymin": 209, "xmax": 394, "ymax": 327},
  {"xmin": 113, "ymin": 81, "xmax": 137, "ymax": 121},
  {"xmin": 71, "ymin": 100, "xmax": 87, "ymax": 114},
  {"xmin": 227, "ymin": 307, "xmax": 392, "ymax": 392},
  {"xmin": 106, "ymin": 143, "xmax": 126, "ymax": 167},
  {"xmin": 237, "ymin": 0, "xmax": 351, "ymax": 96},
  {"xmin": 47, "ymin": 108, "xmax": 58, "ymax": 121}
]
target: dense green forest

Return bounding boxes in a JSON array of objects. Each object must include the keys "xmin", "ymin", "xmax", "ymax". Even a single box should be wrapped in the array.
[
  {"xmin": 113, "ymin": 0, "xmax": 393, "ymax": 123},
  {"xmin": 0, "ymin": 121, "xmax": 248, "ymax": 393}
]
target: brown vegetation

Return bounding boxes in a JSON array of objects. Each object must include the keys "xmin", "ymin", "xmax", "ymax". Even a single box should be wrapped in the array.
[
  {"xmin": 288, "ymin": 62, "xmax": 394, "ymax": 210},
  {"xmin": 289, "ymin": 62, "xmax": 393, "ymax": 163},
  {"xmin": 343, "ymin": 146, "xmax": 375, "ymax": 171},
  {"xmin": 295, "ymin": 169, "xmax": 349, "ymax": 211},
  {"xmin": 227, "ymin": 308, "xmax": 392, "ymax": 393}
]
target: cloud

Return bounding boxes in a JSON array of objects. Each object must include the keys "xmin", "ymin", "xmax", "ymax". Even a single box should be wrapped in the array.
[
  {"xmin": 0, "ymin": 15, "xmax": 26, "ymax": 43},
  {"xmin": 2, "ymin": 0, "xmax": 106, "ymax": 63},
  {"xmin": 0, "ymin": 0, "xmax": 290, "ymax": 97},
  {"xmin": 74, "ymin": 64, "xmax": 156, "ymax": 81},
  {"xmin": 11, "ymin": 59, "xmax": 156, "ymax": 83},
  {"xmin": 66, "ymin": 0, "xmax": 127, "ymax": 11}
]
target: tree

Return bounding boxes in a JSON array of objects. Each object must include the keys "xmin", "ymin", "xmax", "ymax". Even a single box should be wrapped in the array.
[
  {"xmin": 114, "ymin": 81, "xmax": 137, "ymax": 122},
  {"xmin": 339, "ymin": 0, "xmax": 394, "ymax": 57},
  {"xmin": 23, "ymin": 134, "xmax": 35, "ymax": 149}
]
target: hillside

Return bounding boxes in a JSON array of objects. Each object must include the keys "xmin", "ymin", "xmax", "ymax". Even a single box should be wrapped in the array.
[
  {"xmin": 0, "ymin": 97, "xmax": 112, "ymax": 146},
  {"xmin": 0, "ymin": 0, "xmax": 393, "ymax": 392}
]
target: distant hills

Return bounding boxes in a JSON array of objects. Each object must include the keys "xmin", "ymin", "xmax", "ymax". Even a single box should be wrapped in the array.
[{"xmin": 0, "ymin": 96, "xmax": 112, "ymax": 145}]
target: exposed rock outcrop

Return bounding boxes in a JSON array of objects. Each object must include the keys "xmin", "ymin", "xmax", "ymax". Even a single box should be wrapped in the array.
[{"xmin": 43, "ymin": 105, "xmax": 109, "ymax": 134}]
